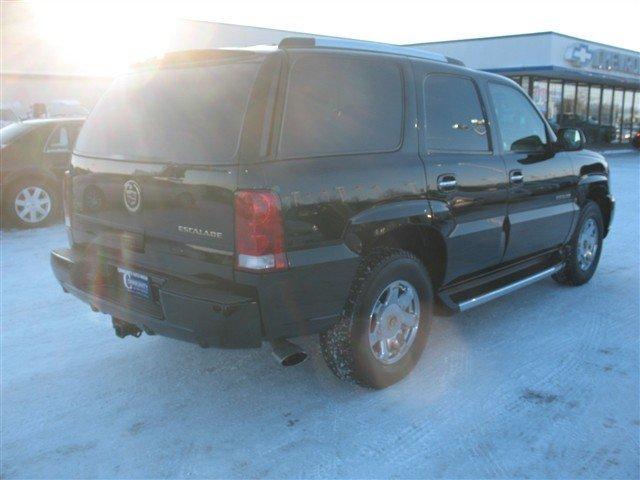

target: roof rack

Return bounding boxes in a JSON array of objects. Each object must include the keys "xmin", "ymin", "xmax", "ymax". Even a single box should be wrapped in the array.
[{"xmin": 278, "ymin": 37, "xmax": 464, "ymax": 66}]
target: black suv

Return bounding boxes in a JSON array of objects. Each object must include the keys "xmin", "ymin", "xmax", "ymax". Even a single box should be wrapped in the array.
[{"xmin": 50, "ymin": 38, "xmax": 614, "ymax": 388}]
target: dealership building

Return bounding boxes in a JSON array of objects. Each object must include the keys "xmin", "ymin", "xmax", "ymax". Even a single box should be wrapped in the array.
[{"xmin": 410, "ymin": 32, "xmax": 639, "ymax": 145}]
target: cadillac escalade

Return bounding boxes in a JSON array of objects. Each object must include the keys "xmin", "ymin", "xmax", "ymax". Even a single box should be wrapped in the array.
[{"xmin": 50, "ymin": 38, "xmax": 614, "ymax": 389}]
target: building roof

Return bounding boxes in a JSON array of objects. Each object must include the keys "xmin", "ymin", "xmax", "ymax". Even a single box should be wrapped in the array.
[
  {"xmin": 409, "ymin": 31, "xmax": 640, "ymax": 87},
  {"xmin": 407, "ymin": 31, "xmax": 640, "ymax": 55}
]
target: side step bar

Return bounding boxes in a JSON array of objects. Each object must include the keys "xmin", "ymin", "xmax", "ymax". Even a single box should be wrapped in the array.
[
  {"xmin": 458, "ymin": 263, "xmax": 564, "ymax": 311},
  {"xmin": 441, "ymin": 263, "xmax": 564, "ymax": 313}
]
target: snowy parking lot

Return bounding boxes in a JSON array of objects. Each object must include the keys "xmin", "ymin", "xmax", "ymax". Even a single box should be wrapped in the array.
[{"xmin": 1, "ymin": 151, "xmax": 639, "ymax": 479}]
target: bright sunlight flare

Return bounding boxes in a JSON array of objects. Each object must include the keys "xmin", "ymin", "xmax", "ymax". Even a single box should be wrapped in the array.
[{"xmin": 27, "ymin": 0, "xmax": 177, "ymax": 75}]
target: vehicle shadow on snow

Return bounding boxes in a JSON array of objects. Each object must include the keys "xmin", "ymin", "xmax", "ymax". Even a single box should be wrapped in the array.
[{"xmin": 109, "ymin": 275, "xmax": 566, "ymax": 410}]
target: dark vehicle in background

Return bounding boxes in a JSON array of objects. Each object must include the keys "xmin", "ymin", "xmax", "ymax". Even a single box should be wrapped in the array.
[
  {"xmin": 1, "ymin": 118, "xmax": 84, "ymax": 227},
  {"xmin": 632, "ymin": 131, "xmax": 640, "ymax": 149},
  {"xmin": 550, "ymin": 114, "xmax": 616, "ymax": 144},
  {"xmin": 50, "ymin": 39, "xmax": 613, "ymax": 389}
]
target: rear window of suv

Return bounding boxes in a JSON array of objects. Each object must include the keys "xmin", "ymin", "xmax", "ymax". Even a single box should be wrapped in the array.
[{"xmin": 75, "ymin": 58, "xmax": 263, "ymax": 165}]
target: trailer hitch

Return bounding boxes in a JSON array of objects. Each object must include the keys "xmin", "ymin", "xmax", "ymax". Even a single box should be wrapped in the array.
[{"xmin": 112, "ymin": 317, "xmax": 142, "ymax": 339}]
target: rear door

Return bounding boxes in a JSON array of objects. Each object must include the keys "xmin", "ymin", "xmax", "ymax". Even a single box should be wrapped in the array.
[
  {"xmin": 413, "ymin": 65, "xmax": 509, "ymax": 282},
  {"xmin": 486, "ymin": 82, "xmax": 576, "ymax": 261}
]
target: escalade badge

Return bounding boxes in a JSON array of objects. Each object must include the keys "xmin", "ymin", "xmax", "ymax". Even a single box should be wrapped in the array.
[
  {"xmin": 123, "ymin": 180, "xmax": 142, "ymax": 213},
  {"xmin": 178, "ymin": 225, "xmax": 223, "ymax": 239}
]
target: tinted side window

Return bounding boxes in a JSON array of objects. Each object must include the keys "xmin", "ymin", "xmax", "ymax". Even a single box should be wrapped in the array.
[
  {"xmin": 488, "ymin": 83, "xmax": 548, "ymax": 153},
  {"xmin": 279, "ymin": 55, "xmax": 403, "ymax": 158},
  {"xmin": 424, "ymin": 75, "xmax": 488, "ymax": 152}
]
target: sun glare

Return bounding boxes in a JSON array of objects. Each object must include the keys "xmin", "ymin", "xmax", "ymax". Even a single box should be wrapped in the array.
[{"xmin": 27, "ymin": 0, "xmax": 177, "ymax": 75}]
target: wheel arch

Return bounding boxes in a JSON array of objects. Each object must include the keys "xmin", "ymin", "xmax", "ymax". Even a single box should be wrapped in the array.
[
  {"xmin": 371, "ymin": 224, "xmax": 447, "ymax": 289},
  {"xmin": 2, "ymin": 167, "xmax": 60, "ymax": 193},
  {"xmin": 345, "ymin": 200, "xmax": 448, "ymax": 289},
  {"xmin": 577, "ymin": 174, "xmax": 613, "ymax": 237}
]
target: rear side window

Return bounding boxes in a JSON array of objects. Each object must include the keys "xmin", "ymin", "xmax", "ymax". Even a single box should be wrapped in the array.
[
  {"xmin": 424, "ymin": 74, "xmax": 489, "ymax": 152},
  {"xmin": 75, "ymin": 59, "xmax": 262, "ymax": 165},
  {"xmin": 45, "ymin": 124, "xmax": 81, "ymax": 152},
  {"xmin": 45, "ymin": 126, "xmax": 70, "ymax": 152},
  {"xmin": 278, "ymin": 55, "xmax": 403, "ymax": 159},
  {"xmin": 488, "ymin": 83, "xmax": 548, "ymax": 153}
]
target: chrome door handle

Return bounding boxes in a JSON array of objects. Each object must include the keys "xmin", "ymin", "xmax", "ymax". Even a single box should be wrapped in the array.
[
  {"xmin": 437, "ymin": 175, "xmax": 457, "ymax": 191},
  {"xmin": 510, "ymin": 170, "xmax": 524, "ymax": 184}
]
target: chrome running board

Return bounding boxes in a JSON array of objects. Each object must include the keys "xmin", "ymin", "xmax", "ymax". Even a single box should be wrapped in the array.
[{"xmin": 457, "ymin": 263, "xmax": 564, "ymax": 312}]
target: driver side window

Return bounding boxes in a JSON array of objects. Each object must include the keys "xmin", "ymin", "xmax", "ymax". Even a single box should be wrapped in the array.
[{"xmin": 489, "ymin": 83, "xmax": 548, "ymax": 153}]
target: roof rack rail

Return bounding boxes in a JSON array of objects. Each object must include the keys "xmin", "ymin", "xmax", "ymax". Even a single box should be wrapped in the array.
[{"xmin": 278, "ymin": 37, "xmax": 464, "ymax": 66}]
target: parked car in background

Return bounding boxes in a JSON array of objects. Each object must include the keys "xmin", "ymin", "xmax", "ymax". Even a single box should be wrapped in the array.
[
  {"xmin": 0, "ymin": 108, "xmax": 20, "ymax": 128},
  {"xmin": 632, "ymin": 131, "xmax": 640, "ymax": 149},
  {"xmin": 50, "ymin": 40, "xmax": 613, "ymax": 389},
  {"xmin": 1, "ymin": 118, "xmax": 84, "ymax": 227}
]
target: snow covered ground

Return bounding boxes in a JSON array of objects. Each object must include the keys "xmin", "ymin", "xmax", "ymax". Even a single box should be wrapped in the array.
[{"xmin": 1, "ymin": 151, "xmax": 639, "ymax": 479}]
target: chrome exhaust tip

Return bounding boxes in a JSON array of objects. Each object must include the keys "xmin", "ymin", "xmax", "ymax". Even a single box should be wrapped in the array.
[{"xmin": 270, "ymin": 339, "xmax": 307, "ymax": 367}]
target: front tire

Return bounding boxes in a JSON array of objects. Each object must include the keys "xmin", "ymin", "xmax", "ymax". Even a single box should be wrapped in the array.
[
  {"xmin": 553, "ymin": 200, "xmax": 604, "ymax": 286},
  {"xmin": 320, "ymin": 248, "xmax": 433, "ymax": 389},
  {"xmin": 3, "ymin": 179, "xmax": 58, "ymax": 228}
]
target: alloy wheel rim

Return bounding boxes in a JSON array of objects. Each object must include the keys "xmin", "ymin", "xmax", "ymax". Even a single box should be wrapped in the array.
[
  {"xmin": 14, "ymin": 186, "xmax": 51, "ymax": 224},
  {"xmin": 368, "ymin": 280, "xmax": 420, "ymax": 365},
  {"xmin": 577, "ymin": 218, "xmax": 599, "ymax": 271}
]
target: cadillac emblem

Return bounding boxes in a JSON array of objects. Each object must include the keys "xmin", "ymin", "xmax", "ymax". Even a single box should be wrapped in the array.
[{"xmin": 123, "ymin": 180, "xmax": 142, "ymax": 213}]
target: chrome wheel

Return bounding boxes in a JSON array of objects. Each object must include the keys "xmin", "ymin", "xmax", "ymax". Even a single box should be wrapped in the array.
[
  {"xmin": 368, "ymin": 280, "xmax": 420, "ymax": 365},
  {"xmin": 577, "ymin": 218, "xmax": 599, "ymax": 271},
  {"xmin": 14, "ymin": 186, "xmax": 52, "ymax": 224}
]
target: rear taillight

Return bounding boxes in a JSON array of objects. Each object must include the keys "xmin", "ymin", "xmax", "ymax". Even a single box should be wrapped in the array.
[
  {"xmin": 234, "ymin": 190, "xmax": 287, "ymax": 271},
  {"xmin": 63, "ymin": 171, "xmax": 72, "ymax": 227}
]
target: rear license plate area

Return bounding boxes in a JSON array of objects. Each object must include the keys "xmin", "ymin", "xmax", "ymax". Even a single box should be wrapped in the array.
[{"xmin": 118, "ymin": 267, "xmax": 151, "ymax": 299}]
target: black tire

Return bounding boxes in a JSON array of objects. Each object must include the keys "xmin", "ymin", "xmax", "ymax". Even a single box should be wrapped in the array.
[
  {"xmin": 2, "ymin": 179, "xmax": 59, "ymax": 228},
  {"xmin": 553, "ymin": 200, "xmax": 604, "ymax": 286},
  {"xmin": 320, "ymin": 248, "xmax": 434, "ymax": 389}
]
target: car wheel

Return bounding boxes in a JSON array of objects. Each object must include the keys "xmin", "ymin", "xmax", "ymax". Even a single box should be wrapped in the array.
[
  {"xmin": 553, "ymin": 200, "xmax": 604, "ymax": 286},
  {"xmin": 320, "ymin": 248, "xmax": 433, "ymax": 389},
  {"xmin": 4, "ymin": 179, "xmax": 58, "ymax": 228}
]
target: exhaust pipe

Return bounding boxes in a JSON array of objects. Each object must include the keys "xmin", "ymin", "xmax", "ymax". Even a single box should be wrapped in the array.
[{"xmin": 270, "ymin": 339, "xmax": 307, "ymax": 367}]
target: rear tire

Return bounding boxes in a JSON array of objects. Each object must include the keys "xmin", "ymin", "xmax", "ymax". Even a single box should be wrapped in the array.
[
  {"xmin": 553, "ymin": 200, "xmax": 604, "ymax": 286},
  {"xmin": 320, "ymin": 248, "xmax": 433, "ymax": 389},
  {"xmin": 3, "ymin": 179, "xmax": 58, "ymax": 228}
]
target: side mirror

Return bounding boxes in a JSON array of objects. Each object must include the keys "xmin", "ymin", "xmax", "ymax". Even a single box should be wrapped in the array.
[{"xmin": 557, "ymin": 128, "xmax": 586, "ymax": 151}]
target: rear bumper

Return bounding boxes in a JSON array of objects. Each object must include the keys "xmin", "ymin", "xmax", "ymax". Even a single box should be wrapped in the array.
[{"xmin": 51, "ymin": 248, "xmax": 262, "ymax": 348}]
